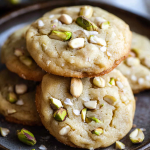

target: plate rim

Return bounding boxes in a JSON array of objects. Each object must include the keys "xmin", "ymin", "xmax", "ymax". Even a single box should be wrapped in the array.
[{"xmin": 0, "ymin": 1, "xmax": 150, "ymax": 149}]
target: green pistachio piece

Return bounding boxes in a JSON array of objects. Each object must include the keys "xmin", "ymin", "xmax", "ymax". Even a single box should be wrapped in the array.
[
  {"xmin": 87, "ymin": 117, "xmax": 101, "ymax": 123},
  {"xmin": 49, "ymin": 30, "xmax": 72, "ymax": 41},
  {"xmin": 8, "ymin": 92, "xmax": 17, "ymax": 103},
  {"xmin": 0, "ymin": 127, "xmax": 10, "ymax": 137},
  {"xmin": 81, "ymin": 108, "xmax": 87, "ymax": 122},
  {"xmin": 92, "ymin": 128, "xmax": 103, "ymax": 136},
  {"xmin": 109, "ymin": 78, "xmax": 115, "ymax": 85},
  {"xmin": 53, "ymin": 108, "xmax": 67, "ymax": 122},
  {"xmin": 76, "ymin": 16, "xmax": 98, "ymax": 31},
  {"xmin": 129, "ymin": 128, "xmax": 144, "ymax": 144},
  {"xmin": 100, "ymin": 21, "xmax": 110, "ymax": 29},
  {"xmin": 17, "ymin": 128, "xmax": 36, "ymax": 146},
  {"xmin": 50, "ymin": 97, "xmax": 63, "ymax": 109},
  {"xmin": 131, "ymin": 48, "xmax": 139, "ymax": 57},
  {"xmin": 80, "ymin": 6, "xmax": 93, "ymax": 18},
  {"xmin": 85, "ymin": 117, "xmax": 92, "ymax": 123},
  {"xmin": 116, "ymin": 141, "xmax": 125, "ymax": 149},
  {"xmin": 19, "ymin": 56, "xmax": 33, "ymax": 66}
]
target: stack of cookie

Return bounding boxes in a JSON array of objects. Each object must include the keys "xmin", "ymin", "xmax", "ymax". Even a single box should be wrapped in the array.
[{"xmin": 1, "ymin": 5, "xmax": 140, "ymax": 149}]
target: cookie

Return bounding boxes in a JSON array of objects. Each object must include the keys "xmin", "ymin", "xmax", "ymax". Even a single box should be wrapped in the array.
[
  {"xmin": 36, "ymin": 69, "xmax": 135, "ymax": 149},
  {"xmin": 26, "ymin": 6, "xmax": 131, "ymax": 78},
  {"xmin": 1, "ymin": 26, "xmax": 45, "ymax": 81},
  {"xmin": 0, "ymin": 69, "xmax": 41, "ymax": 126},
  {"xmin": 117, "ymin": 32, "xmax": 150, "ymax": 93}
]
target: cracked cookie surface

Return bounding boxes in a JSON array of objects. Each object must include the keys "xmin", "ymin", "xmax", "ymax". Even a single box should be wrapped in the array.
[
  {"xmin": 0, "ymin": 69, "xmax": 41, "ymax": 126},
  {"xmin": 1, "ymin": 26, "xmax": 45, "ymax": 81},
  {"xmin": 36, "ymin": 69, "xmax": 135, "ymax": 149},
  {"xmin": 117, "ymin": 32, "xmax": 150, "ymax": 93},
  {"xmin": 26, "ymin": 6, "xmax": 131, "ymax": 78}
]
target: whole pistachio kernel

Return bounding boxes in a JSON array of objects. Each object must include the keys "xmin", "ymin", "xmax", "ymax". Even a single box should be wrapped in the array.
[
  {"xmin": 80, "ymin": 6, "xmax": 93, "ymax": 18},
  {"xmin": 129, "ymin": 128, "xmax": 144, "ymax": 144},
  {"xmin": 109, "ymin": 78, "xmax": 115, "ymax": 85},
  {"xmin": 19, "ymin": 56, "xmax": 33, "ymax": 66},
  {"xmin": 53, "ymin": 108, "xmax": 67, "ymax": 122},
  {"xmin": 76, "ymin": 16, "xmax": 98, "ymax": 31},
  {"xmin": 49, "ymin": 30, "xmax": 72, "ymax": 41},
  {"xmin": 87, "ymin": 117, "xmax": 101, "ymax": 123},
  {"xmin": 8, "ymin": 92, "xmax": 17, "ymax": 103},
  {"xmin": 17, "ymin": 128, "xmax": 36, "ymax": 146},
  {"xmin": 81, "ymin": 108, "xmax": 87, "ymax": 122},
  {"xmin": 92, "ymin": 128, "xmax": 103, "ymax": 136}
]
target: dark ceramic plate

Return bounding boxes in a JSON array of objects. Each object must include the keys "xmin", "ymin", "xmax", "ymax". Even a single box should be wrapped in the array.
[{"xmin": 0, "ymin": 1, "xmax": 150, "ymax": 150}]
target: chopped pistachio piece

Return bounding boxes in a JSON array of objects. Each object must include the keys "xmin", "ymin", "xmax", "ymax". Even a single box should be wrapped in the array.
[
  {"xmin": 53, "ymin": 108, "xmax": 67, "ymax": 122},
  {"xmin": 68, "ymin": 38, "xmax": 84, "ymax": 49},
  {"xmin": 129, "ymin": 128, "xmax": 144, "ymax": 144},
  {"xmin": 70, "ymin": 78, "xmax": 83, "ymax": 97},
  {"xmin": 8, "ymin": 109, "xmax": 16, "ymax": 114},
  {"xmin": 80, "ymin": 6, "xmax": 93, "ymax": 18},
  {"xmin": 76, "ymin": 16, "xmax": 98, "ymax": 31},
  {"xmin": 89, "ymin": 35, "xmax": 106, "ymax": 46},
  {"xmin": 126, "ymin": 57, "xmax": 140, "ymax": 67},
  {"xmin": 100, "ymin": 21, "xmax": 110, "ymax": 29},
  {"xmin": 59, "ymin": 126, "xmax": 70, "ymax": 135},
  {"xmin": 109, "ymin": 78, "xmax": 115, "ymax": 85},
  {"xmin": 19, "ymin": 56, "xmax": 33, "ymax": 66},
  {"xmin": 17, "ymin": 128, "xmax": 36, "ymax": 146},
  {"xmin": 92, "ymin": 128, "xmax": 103, "ymax": 135},
  {"xmin": 49, "ymin": 30, "xmax": 72, "ymax": 41},
  {"xmin": 59, "ymin": 14, "xmax": 72, "ymax": 25},
  {"xmin": 50, "ymin": 97, "xmax": 63, "ymax": 109},
  {"xmin": 103, "ymin": 95, "xmax": 117, "ymax": 105},
  {"xmin": 8, "ymin": 92, "xmax": 17, "ymax": 103},
  {"xmin": 87, "ymin": 117, "xmax": 101, "ymax": 123},
  {"xmin": 0, "ymin": 127, "xmax": 10, "ymax": 137},
  {"xmin": 14, "ymin": 49, "xmax": 24, "ymax": 57},
  {"xmin": 81, "ymin": 108, "xmax": 87, "ymax": 122},
  {"xmin": 93, "ymin": 77, "xmax": 105, "ymax": 87},
  {"xmin": 84, "ymin": 101, "xmax": 97, "ymax": 109},
  {"xmin": 131, "ymin": 48, "xmax": 139, "ymax": 56},
  {"xmin": 15, "ymin": 84, "xmax": 27, "ymax": 94},
  {"xmin": 116, "ymin": 141, "xmax": 125, "ymax": 149},
  {"xmin": 85, "ymin": 117, "xmax": 92, "ymax": 123}
]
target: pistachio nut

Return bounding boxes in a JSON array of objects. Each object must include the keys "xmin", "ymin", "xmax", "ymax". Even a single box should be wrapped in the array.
[
  {"xmin": 15, "ymin": 84, "xmax": 27, "ymax": 94},
  {"xmin": 81, "ymin": 108, "xmax": 87, "ymax": 122},
  {"xmin": 125, "ymin": 57, "xmax": 140, "ymax": 67},
  {"xmin": 103, "ymin": 95, "xmax": 117, "ymax": 105},
  {"xmin": 89, "ymin": 35, "xmax": 106, "ymax": 46},
  {"xmin": 100, "ymin": 21, "xmax": 110, "ymax": 29},
  {"xmin": 53, "ymin": 108, "xmax": 67, "ymax": 122},
  {"xmin": 49, "ymin": 30, "xmax": 72, "ymax": 41},
  {"xmin": 50, "ymin": 97, "xmax": 63, "ymax": 109},
  {"xmin": 14, "ymin": 49, "xmax": 24, "ymax": 57},
  {"xmin": 87, "ymin": 117, "xmax": 101, "ymax": 123},
  {"xmin": 17, "ymin": 128, "xmax": 36, "ymax": 146},
  {"xmin": 8, "ymin": 109, "xmax": 16, "ymax": 114},
  {"xmin": 92, "ymin": 128, "xmax": 103, "ymax": 135},
  {"xmin": 84, "ymin": 101, "xmax": 97, "ymax": 109},
  {"xmin": 0, "ymin": 127, "xmax": 10, "ymax": 137},
  {"xmin": 93, "ymin": 77, "xmax": 105, "ymax": 88},
  {"xmin": 80, "ymin": 6, "xmax": 93, "ymax": 18},
  {"xmin": 8, "ymin": 92, "xmax": 17, "ymax": 103},
  {"xmin": 19, "ymin": 56, "xmax": 33, "ymax": 66},
  {"xmin": 76, "ymin": 16, "xmax": 98, "ymax": 31},
  {"xmin": 109, "ymin": 78, "xmax": 115, "ymax": 85},
  {"xmin": 129, "ymin": 128, "xmax": 144, "ymax": 144},
  {"xmin": 70, "ymin": 78, "xmax": 83, "ymax": 97},
  {"xmin": 115, "ymin": 141, "xmax": 125, "ymax": 149},
  {"xmin": 59, "ymin": 126, "xmax": 70, "ymax": 135},
  {"xmin": 59, "ymin": 14, "xmax": 72, "ymax": 25},
  {"xmin": 68, "ymin": 38, "xmax": 84, "ymax": 49}
]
